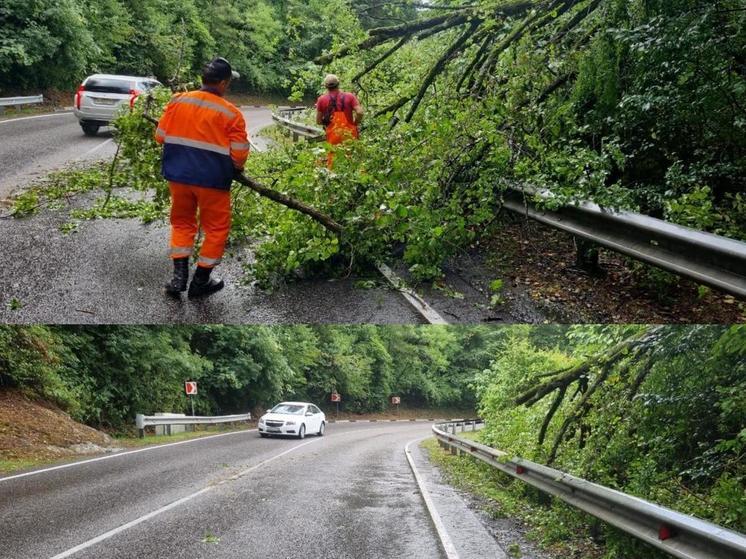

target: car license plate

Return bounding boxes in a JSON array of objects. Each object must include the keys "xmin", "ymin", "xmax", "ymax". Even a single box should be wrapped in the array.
[
  {"xmin": 94, "ymin": 98, "xmax": 118, "ymax": 105},
  {"xmin": 267, "ymin": 427, "xmax": 281, "ymax": 433}
]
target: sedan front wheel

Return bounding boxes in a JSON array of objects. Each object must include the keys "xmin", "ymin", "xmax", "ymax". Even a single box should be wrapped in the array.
[{"xmin": 297, "ymin": 424, "xmax": 306, "ymax": 439}]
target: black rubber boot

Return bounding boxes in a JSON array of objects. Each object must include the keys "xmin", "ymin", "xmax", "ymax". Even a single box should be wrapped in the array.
[
  {"xmin": 165, "ymin": 257, "xmax": 189, "ymax": 297},
  {"xmin": 187, "ymin": 266, "xmax": 225, "ymax": 298}
]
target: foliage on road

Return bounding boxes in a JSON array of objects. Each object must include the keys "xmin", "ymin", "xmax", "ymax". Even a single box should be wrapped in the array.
[
  {"xmin": 0, "ymin": 325, "xmax": 508, "ymax": 431},
  {"xmin": 471, "ymin": 324, "xmax": 746, "ymax": 554}
]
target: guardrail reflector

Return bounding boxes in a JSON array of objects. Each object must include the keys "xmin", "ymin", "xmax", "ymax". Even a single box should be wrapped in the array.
[
  {"xmin": 516, "ymin": 465, "xmax": 526, "ymax": 474},
  {"xmin": 658, "ymin": 524, "xmax": 674, "ymax": 541}
]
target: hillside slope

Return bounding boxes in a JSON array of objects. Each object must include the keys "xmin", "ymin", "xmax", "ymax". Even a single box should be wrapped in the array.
[{"xmin": 0, "ymin": 390, "xmax": 115, "ymax": 466}]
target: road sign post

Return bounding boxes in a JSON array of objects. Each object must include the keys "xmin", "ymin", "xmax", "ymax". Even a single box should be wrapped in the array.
[
  {"xmin": 391, "ymin": 396, "xmax": 400, "ymax": 416},
  {"xmin": 331, "ymin": 391, "xmax": 341, "ymax": 416},
  {"xmin": 185, "ymin": 381, "xmax": 198, "ymax": 421}
]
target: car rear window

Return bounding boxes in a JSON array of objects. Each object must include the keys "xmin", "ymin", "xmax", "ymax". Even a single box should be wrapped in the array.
[
  {"xmin": 84, "ymin": 78, "xmax": 134, "ymax": 94},
  {"xmin": 137, "ymin": 80, "xmax": 162, "ymax": 92}
]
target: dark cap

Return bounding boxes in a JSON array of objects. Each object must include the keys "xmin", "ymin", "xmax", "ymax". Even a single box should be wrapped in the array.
[{"xmin": 202, "ymin": 57, "xmax": 240, "ymax": 82}]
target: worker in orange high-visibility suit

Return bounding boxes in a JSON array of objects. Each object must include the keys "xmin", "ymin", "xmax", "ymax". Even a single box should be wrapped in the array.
[
  {"xmin": 316, "ymin": 74, "xmax": 363, "ymax": 168},
  {"xmin": 155, "ymin": 57, "xmax": 250, "ymax": 298}
]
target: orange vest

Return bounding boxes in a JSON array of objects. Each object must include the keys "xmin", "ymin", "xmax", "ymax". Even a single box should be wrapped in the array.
[{"xmin": 155, "ymin": 89, "xmax": 249, "ymax": 189}]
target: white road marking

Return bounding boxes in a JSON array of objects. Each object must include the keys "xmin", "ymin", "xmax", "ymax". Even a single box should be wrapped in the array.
[
  {"xmin": 405, "ymin": 437, "xmax": 461, "ymax": 559},
  {"xmin": 0, "ymin": 429, "xmax": 256, "ymax": 483},
  {"xmin": 80, "ymin": 138, "xmax": 113, "ymax": 158},
  {"xmin": 48, "ymin": 438, "xmax": 321, "ymax": 559},
  {"xmin": 0, "ymin": 111, "xmax": 72, "ymax": 125},
  {"xmin": 377, "ymin": 263, "xmax": 449, "ymax": 324}
]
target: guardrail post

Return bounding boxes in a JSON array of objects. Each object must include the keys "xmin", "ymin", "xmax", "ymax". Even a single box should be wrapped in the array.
[{"xmin": 135, "ymin": 414, "xmax": 145, "ymax": 438}]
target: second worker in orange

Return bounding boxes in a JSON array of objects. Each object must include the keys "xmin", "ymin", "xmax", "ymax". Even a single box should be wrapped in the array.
[{"xmin": 155, "ymin": 57, "xmax": 250, "ymax": 298}]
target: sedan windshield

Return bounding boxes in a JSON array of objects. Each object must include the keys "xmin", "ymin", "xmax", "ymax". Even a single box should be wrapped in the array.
[{"xmin": 271, "ymin": 404, "xmax": 305, "ymax": 415}]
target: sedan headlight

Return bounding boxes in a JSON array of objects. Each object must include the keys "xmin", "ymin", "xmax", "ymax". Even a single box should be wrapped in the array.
[{"xmin": 258, "ymin": 418, "xmax": 265, "ymax": 424}]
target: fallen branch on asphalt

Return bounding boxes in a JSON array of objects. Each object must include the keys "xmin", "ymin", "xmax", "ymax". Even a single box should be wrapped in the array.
[{"xmin": 142, "ymin": 113, "xmax": 343, "ymax": 235}]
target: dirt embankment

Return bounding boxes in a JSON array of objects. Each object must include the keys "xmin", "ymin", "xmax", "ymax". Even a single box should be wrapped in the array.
[{"xmin": 0, "ymin": 389, "xmax": 116, "ymax": 463}]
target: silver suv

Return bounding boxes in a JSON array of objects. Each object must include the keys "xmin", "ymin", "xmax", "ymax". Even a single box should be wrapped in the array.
[{"xmin": 73, "ymin": 74, "xmax": 162, "ymax": 136}]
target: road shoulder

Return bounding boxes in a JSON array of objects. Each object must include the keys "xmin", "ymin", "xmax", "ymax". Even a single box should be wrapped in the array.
[{"xmin": 410, "ymin": 438, "xmax": 509, "ymax": 559}]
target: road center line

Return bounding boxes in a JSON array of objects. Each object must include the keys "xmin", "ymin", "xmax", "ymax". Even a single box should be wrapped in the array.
[
  {"xmin": 80, "ymin": 138, "xmax": 113, "ymax": 158},
  {"xmin": 48, "ymin": 438, "xmax": 321, "ymax": 559},
  {"xmin": 0, "ymin": 111, "xmax": 72, "ymax": 125},
  {"xmin": 0, "ymin": 429, "xmax": 256, "ymax": 484},
  {"xmin": 405, "ymin": 437, "xmax": 461, "ymax": 559}
]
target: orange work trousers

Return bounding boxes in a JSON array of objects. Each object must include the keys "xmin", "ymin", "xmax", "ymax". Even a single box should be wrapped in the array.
[
  {"xmin": 325, "ymin": 114, "xmax": 358, "ymax": 168},
  {"xmin": 169, "ymin": 181, "xmax": 231, "ymax": 268}
]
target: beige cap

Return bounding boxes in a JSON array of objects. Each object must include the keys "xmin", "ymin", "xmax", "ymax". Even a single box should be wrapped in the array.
[{"xmin": 323, "ymin": 74, "xmax": 340, "ymax": 88}]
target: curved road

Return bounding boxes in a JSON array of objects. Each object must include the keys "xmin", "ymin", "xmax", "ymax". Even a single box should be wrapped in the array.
[
  {"xmin": 0, "ymin": 108, "xmax": 425, "ymax": 324},
  {"xmin": 0, "ymin": 112, "xmax": 118, "ymax": 200},
  {"xmin": 0, "ymin": 422, "xmax": 507, "ymax": 559}
]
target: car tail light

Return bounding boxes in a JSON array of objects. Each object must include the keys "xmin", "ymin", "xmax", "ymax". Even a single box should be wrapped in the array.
[
  {"xmin": 74, "ymin": 85, "xmax": 85, "ymax": 110},
  {"xmin": 129, "ymin": 89, "xmax": 142, "ymax": 110}
]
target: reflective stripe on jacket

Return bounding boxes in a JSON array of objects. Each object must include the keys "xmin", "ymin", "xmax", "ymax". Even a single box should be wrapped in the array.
[{"xmin": 155, "ymin": 89, "xmax": 249, "ymax": 190}]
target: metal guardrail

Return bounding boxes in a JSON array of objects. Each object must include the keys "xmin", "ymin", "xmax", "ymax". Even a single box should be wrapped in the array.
[
  {"xmin": 272, "ymin": 114, "xmax": 746, "ymax": 298},
  {"xmin": 271, "ymin": 113, "xmax": 324, "ymax": 141},
  {"xmin": 433, "ymin": 420, "xmax": 746, "ymax": 559},
  {"xmin": 503, "ymin": 188, "xmax": 746, "ymax": 298},
  {"xmin": 135, "ymin": 412, "xmax": 251, "ymax": 437},
  {"xmin": 277, "ymin": 105, "xmax": 308, "ymax": 119},
  {"xmin": 0, "ymin": 95, "xmax": 44, "ymax": 107}
]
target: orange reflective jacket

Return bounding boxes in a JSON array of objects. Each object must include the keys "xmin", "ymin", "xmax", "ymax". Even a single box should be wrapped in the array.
[{"xmin": 155, "ymin": 88, "xmax": 249, "ymax": 190}]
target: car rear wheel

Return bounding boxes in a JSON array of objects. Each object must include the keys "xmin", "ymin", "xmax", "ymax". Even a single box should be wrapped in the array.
[
  {"xmin": 297, "ymin": 424, "xmax": 306, "ymax": 439},
  {"xmin": 317, "ymin": 422, "xmax": 325, "ymax": 436},
  {"xmin": 81, "ymin": 123, "xmax": 99, "ymax": 137}
]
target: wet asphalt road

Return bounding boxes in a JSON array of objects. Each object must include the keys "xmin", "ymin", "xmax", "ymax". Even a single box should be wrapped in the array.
[
  {"xmin": 0, "ymin": 112, "xmax": 118, "ymax": 200},
  {"xmin": 1, "ymin": 107, "xmax": 424, "ymax": 324},
  {"xmin": 0, "ymin": 422, "xmax": 506, "ymax": 559}
]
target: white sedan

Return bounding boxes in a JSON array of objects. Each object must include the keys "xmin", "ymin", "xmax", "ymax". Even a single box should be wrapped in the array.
[{"xmin": 258, "ymin": 402, "xmax": 326, "ymax": 439}]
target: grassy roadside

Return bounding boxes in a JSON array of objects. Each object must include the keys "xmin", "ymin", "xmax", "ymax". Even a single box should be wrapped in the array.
[
  {"xmin": 421, "ymin": 436, "xmax": 605, "ymax": 559},
  {"xmin": 0, "ymin": 457, "xmax": 51, "ymax": 474},
  {"xmin": 116, "ymin": 423, "xmax": 254, "ymax": 448}
]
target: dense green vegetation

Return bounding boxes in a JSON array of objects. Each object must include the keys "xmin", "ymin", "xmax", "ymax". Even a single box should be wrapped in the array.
[
  {"xmin": 17, "ymin": 0, "xmax": 743, "ymax": 287},
  {"xmin": 471, "ymin": 324, "xmax": 746, "ymax": 555},
  {"xmin": 0, "ymin": 325, "xmax": 508, "ymax": 429},
  {"xmin": 0, "ymin": 0, "xmax": 401, "ymax": 94}
]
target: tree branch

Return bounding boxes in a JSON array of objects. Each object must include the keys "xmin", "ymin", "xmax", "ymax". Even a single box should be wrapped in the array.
[
  {"xmin": 405, "ymin": 21, "xmax": 481, "ymax": 122},
  {"xmin": 315, "ymin": 13, "xmax": 468, "ymax": 64},
  {"xmin": 353, "ymin": 35, "xmax": 412, "ymax": 83},
  {"xmin": 316, "ymin": 1, "xmax": 535, "ymax": 65},
  {"xmin": 538, "ymin": 384, "xmax": 566, "ymax": 445},
  {"xmin": 549, "ymin": 0, "xmax": 602, "ymax": 43},
  {"xmin": 472, "ymin": 0, "xmax": 580, "ymax": 95}
]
